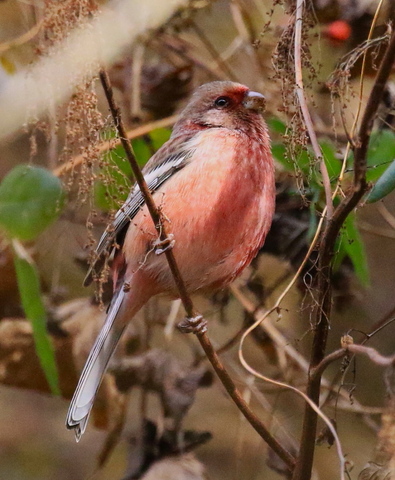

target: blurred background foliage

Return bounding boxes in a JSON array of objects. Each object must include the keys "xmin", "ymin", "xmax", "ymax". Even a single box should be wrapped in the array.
[{"xmin": 0, "ymin": 0, "xmax": 395, "ymax": 479}]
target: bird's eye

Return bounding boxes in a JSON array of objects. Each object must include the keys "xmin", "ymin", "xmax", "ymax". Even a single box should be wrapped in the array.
[{"xmin": 214, "ymin": 96, "xmax": 231, "ymax": 108}]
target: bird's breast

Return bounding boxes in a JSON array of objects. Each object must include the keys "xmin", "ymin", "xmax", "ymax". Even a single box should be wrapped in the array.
[{"xmin": 123, "ymin": 128, "xmax": 275, "ymax": 293}]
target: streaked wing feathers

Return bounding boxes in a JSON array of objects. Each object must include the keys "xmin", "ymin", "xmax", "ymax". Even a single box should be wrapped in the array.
[{"xmin": 84, "ymin": 143, "xmax": 195, "ymax": 286}]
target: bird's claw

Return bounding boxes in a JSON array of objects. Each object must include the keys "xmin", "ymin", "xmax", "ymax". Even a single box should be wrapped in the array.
[
  {"xmin": 177, "ymin": 314, "xmax": 207, "ymax": 334},
  {"xmin": 154, "ymin": 234, "xmax": 175, "ymax": 255}
]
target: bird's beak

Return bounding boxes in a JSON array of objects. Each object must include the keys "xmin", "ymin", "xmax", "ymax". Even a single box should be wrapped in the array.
[{"xmin": 243, "ymin": 91, "xmax": 266, "ymax": 112}]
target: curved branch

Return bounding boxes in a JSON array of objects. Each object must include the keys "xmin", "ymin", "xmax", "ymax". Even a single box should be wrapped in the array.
[
  {"xmin": 99, "ymin": 69, "xmax": 296, "ymax": 473},
  {"xmin": 294, "ymin": 0, "xmax": 333, "ymax": 218},
  {"xmin": 311, "ymin": 342, "xmax": 395, "ymax": 382},
  {"xmin": 53, "ymin": 115, "xmax": 178, "ymax": 177},
  {"xmin": 292, "ymin": 25, "xmax": 395, "ymax": 480}
]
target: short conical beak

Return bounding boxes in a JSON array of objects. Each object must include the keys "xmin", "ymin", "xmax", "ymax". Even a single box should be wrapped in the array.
[{"xmin": 243, "ymin": 91, "xmax": 266, "ymax": 112}]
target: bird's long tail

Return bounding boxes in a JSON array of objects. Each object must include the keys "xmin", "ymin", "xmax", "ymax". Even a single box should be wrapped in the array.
[{"xmin": 66, "ymin": 288, "xmax": 126, "ymax": 441}]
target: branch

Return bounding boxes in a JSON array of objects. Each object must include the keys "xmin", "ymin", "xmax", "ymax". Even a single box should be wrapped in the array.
[
  {"xmin": 189, "ymin": 20, "xmax": 238, "ymax": 81},
  {"xmin": 310, "ymin": 349, "xmax": 347, "ymax": 381},
  {"xmin": 311, "ymin": 341, "xmax": 395, "ymax": 381},
  {"xmin": 230, "ymin": 283, "xmax": 380, "ymax": 411},
  {"xmin": 294, "ymin": 0, "xmax": 333, "ymax": 218},
  {"xmin": 98, "ymin": 69, "xmax": 296, "ymax": 473},
  {"xmin": 53, "ymin": 114, "xmax": 178, "ymax": 177},
  {"xmin": 292, "ymin": 26, "xmax": 395, "ymax": 480}
]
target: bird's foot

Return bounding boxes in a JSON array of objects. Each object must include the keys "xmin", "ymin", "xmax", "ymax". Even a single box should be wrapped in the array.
[
  {"xmin": 177, "ymin": 314, "xmax": 207, "ymax": 334},
  {"xmin": 154, "ymin": 234, "xmax": 175, "ymax": 255}
]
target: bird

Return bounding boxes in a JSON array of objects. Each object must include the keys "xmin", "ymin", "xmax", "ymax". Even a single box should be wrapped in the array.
[{"xmin": 66, "ymin": 80, "xmax": 276, "ymax": 440}]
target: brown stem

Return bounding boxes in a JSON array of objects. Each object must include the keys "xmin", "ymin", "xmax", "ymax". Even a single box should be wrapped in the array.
[
  {"xmin": 53, "ymin": 114, "xmax": 178, "ymax": 177},
  {"xmin": 99, "ymin": 69, "xmax": 296, "ymax": 473},
  {"xmin": 310, "ymin": 349, "xmax": 347, "ymax": 381},
  {"xmin": 189, "ymin": 20, "xmax": 238, "ymax": 81},
  {"xmin": 311, "ymin": 341, "xmax": 395, "ymax": 381},
  {"xmin": 99, "ymin": 69, "xmax": 195, "ymax": 313},
  {"xmin": 155, "ymin": 34, "xmax": 224, "ymax": 80},
  {"xmin": 292, "ymin": 27, "xmax": 395, "ymax": 480},
  {"xmin": 196, "ymin": 324, "xmax": 246, "ymax": 364},
  {"xmin": 294, "ymin": 0, "xmax": 333, "ymax": 219}
]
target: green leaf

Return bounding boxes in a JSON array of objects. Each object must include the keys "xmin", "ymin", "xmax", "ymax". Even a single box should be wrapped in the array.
[
  {"xmin": 272, "ymin": 143, "xmax": 290, "ymax": 169},
  {"xmin": 95, "ymin": 128, "xmax": 171, "ymax": 211},
  {"xmin": 321, "ymin": 141, "xmax": 341, "ymax": 179},
  {"xmin": 365, "ymin": 130, "xmax": 395, "ymax": 182},
  {"xmin": 12, "ymin": 240, "xmax": 60, "ymax": 395},
  {"xmin": 296, "ymin": 148, "xmax": 312, "ymax": 177},
  {"xmin": 267, "ymin": 117, "xmax": 287, "ymax": 135},
  {"xmin": 94, "ymin": 150, "xmax": 132, "ymax": 210},
  {"xmin": 306, "ymin": 188, "xmax": 321, "ymax": 241},
  {"xmin": 0, "ymin": 165, "xmax": 65, "ymax": 241},
  {"xmin": 150, "ymin": 127, "xmax": 171, "ymax": 149},
  {"xmin": 366, "ymin": 158, "xmax": 395, "ymax": 203},
  {"xmin": 335, "ymin": 213, "xmax": 369, "ymax": 286}
]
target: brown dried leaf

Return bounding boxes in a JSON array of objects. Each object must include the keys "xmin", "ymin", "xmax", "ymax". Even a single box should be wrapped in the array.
[
  {"xmin": 0, "ymin": 318, "xmax": 77, "ymax": 397},
  {"xmin": 110, "ymin": 348, "xmax": 209, "ymax": 431}
]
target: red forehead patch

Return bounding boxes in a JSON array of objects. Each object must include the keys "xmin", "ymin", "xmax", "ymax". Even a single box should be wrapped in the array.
[{"xmin": 223, "ymin": 84, "xmax": 249, "ymax": 103}]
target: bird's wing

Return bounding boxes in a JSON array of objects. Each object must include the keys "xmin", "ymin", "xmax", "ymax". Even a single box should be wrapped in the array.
[{"xmin": 84, "ymin": 136, "xmax": 196, "ymax": 286}]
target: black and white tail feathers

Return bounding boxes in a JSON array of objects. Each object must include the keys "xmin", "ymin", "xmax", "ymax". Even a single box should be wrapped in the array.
[{"xmin": 66, "ymin": 289, "xmax": 126, "ymax": 441}]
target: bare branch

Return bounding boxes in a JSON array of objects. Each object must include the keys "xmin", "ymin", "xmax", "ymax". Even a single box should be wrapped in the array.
[
  {"xmin": 292, "ymin": 25, "xmax": 395, "ymax": 480},
  {"xmin": 310, "ymin": 349, "xmax": 347, "ymax": 381},
  {"xmin": 312, "ymin": 341, "xmax": 395, "ymax": 381},
  {"xmin": 294, "ymin": 0, "xmax": 333, "ymax": 218},
  {"xmin": 53, "ymin": 114, "xmax": 178, "ymax": 177},
  {"xmin": 189, "ymin": 20, "xmax": 238, "ymax": 81},
  {"xmin": 230, "ymin": 283, "xmax": 380, "ymax": 413},
  {"xmin": 99, "ymin": 69, "xmax": 296, "ymax": 473},
  {"xmin": 348, "ymin": 344, "xmax": 395, "ymax": 367}
]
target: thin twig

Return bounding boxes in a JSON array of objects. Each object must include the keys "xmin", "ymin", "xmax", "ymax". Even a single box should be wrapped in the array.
[
  {"xmin": 312, "ymin": 342, "xmax": 395, "ymax": 381},
  {"xmin": 156, "ymin": 34, "xmax": 225, "ymax": 80},
  {"xmin": 292, "ymin": 26, "xmax": 395, "ymax": 480},
  {"xmin": 310, "ymin": 349, "xmax": 348, "ymax": 381},
  {"xmin": 368, "ymin": 315, "xmax": 395, "ymax": 340},
  {"xmin": 189, "ymin": 20, "xmax": 238, "ymax": 81},
  {"xmin": 235, "ymin": 304, "xmax": 347, "ymax": 480},
  {"xmin": 294, "ymin": 0, "xmax": 333, "ymax": 218},
  {"xmin": 99, "ymin": 69, "xmax": 194, "ymax": 311},
  {"xmin": 333, "ymin": 4, "xmax": 388, "ymax": 188},
  {"xmin": 345, "ymin": 0, "xmax": 387, "ymax": 152},
  {"xmin": 53, "ymin": 114, "xmax": 178, "ymax": 177},
  {"xmin": 231, "ymin": 283, "xmax": 377, "ymax": 412},
  {"xmin": 98, "ymin": 69, "xmax": 296, "ymax": 472},
  {"xmin": 327, "ymin": 403, "xmax": 383, "ymax": 415},
  {"xmin": 130, "ymin": 43, "xmax": 145, "ymax": 120}
]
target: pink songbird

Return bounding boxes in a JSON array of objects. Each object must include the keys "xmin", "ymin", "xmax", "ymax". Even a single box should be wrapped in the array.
[{"xmin": 66, "ymin": 81, "xmax": 276, "ymax": 440}]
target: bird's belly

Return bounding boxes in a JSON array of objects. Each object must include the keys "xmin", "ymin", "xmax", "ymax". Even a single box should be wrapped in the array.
[
  {"xmin": 125, "ymin": 172, "xmax": 271, "ymax": 294},
  {"xmin": 123, "ymin": 159, "xmax": 273, "ymax": 294}
]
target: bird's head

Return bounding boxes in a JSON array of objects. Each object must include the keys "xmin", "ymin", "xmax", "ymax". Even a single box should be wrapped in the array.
[{"xmin": 173, "ymin": 81, "xmax": 267, "ymax": 136}]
